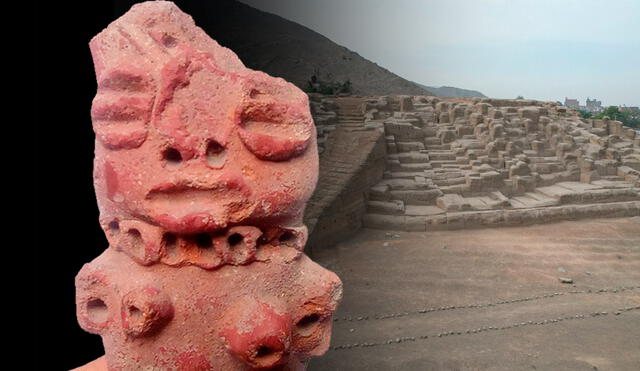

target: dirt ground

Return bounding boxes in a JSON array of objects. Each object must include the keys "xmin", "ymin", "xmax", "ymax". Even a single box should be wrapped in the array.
[{"xmin": 309, "ymin": 217, "xmax": 640, "ymax": 371}]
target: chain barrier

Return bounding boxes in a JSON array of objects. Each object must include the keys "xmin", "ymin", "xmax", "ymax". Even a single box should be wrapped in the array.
[{"xmin": 333, "ymin": 285, "xmax": 640, "ymax": 323}]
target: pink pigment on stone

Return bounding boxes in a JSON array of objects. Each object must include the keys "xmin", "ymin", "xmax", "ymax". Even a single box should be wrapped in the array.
[{"xmin": 74, "ymin": 2, "xmax": 342, "ymax": 370}]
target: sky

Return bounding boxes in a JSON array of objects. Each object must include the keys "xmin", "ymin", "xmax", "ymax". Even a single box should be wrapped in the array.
[{"xmin": 240, "ymin": 0, "xmax": 640, "ymax": 107}]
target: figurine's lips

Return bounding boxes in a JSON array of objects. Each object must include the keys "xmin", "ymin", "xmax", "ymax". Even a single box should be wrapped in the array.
[
  {"xmin": 147, "ymin": 176, "xmax": 251, "ymax": 195},
  {"xmin": 144, "ymin": 177, "xmax": 254, "ymax": 233}
]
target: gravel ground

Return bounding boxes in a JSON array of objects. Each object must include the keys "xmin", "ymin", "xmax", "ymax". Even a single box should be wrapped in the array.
[{"xmin": 309, "ymin": 217, "xmax": 640, "ymax": 371}]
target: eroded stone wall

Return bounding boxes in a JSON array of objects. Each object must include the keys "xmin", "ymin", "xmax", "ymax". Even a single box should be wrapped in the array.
[{"xmin": 308, "ymin": 94, "xmax": 639, "ymax": 243}]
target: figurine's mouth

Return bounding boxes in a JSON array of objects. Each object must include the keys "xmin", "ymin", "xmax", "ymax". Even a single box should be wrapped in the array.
[
  {"xmin": 145, "ymin": 178, "xmax": 254, "ymax": 233},
  {"xmin": 147, "ymin": 176, "xmax": 252, "ymax": 198}
]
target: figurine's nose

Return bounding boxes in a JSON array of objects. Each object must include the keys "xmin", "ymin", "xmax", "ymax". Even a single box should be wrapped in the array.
[
  {"xmin": 222, "ymin": 301, "xmax": 291, "ymax": 369},
  {"xmin": 162, "ymin": 138, "xmax": 227, "ymax": 169}
]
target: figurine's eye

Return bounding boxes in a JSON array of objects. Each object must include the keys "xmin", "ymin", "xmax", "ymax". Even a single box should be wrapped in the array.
[
  {"xmin": 91, "ymin": 68, "xmax": 154, "ymax": 150},
  {"xmin": 237, "ymin": 103, "xmax": 312, "ymax": 161},
  {"xmin": 91, "ymin": 94, "xmax": 153, "ymax": 149}
]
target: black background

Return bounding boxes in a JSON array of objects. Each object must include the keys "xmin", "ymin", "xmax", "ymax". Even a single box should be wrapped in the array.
[{"xmin": 37, "ymin": 1, "xmax": 244, "ymax": 369}]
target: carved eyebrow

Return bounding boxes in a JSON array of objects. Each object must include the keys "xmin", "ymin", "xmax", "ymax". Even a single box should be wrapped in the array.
[
  {"xmin": 91, "ymin": 95, "xmax": 153, "ymax": 121},
  {"xmin": 98, "ymin": 69, "xmax": 151, "ymax": 92}
]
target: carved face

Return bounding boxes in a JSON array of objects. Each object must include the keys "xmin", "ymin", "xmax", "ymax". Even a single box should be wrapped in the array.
[
  {"xmin": 92, "ymin": 48, "xmax": 318, "ymax": 234},
  {"xmin": 76, "ymin": 246, "xmax": 343, "ymax": 370}
]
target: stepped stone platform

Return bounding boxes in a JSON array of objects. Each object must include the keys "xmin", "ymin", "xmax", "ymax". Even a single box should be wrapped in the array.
[
  {"xmin": 306, "ymin": 94, "xmax": 639, "ymax": 237},
  {"xmin": 357, "ymin": 95, "xmax": 640, "ymax": 231}
]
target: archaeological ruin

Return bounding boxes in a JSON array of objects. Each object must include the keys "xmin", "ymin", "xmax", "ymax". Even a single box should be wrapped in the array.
[
  {"xmin": 305, "ymin": 94, "xmax": 639, "ymax": 250},
  {"xmin": 35, "ymin": 0, "xmax": 640, "ymax": 369}
]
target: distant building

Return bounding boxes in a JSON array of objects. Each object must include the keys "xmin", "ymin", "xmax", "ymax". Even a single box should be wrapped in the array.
[
  {"xmin": 564, "ymin": 97, "xmax": 579, "ymax": 110},
  {"xmin": 620, "ymin": 106, "xmax": 639, "ymax": 114},
  {"xmin": 586, "ymin": 98, "xmax": 603, "ymax": 113},
  {"xmin": 564, "ymin": 97, "xmax": 604, "ymax": 113}
]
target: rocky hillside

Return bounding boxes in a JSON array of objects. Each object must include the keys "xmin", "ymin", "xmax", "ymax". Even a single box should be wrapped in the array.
[
  {"xmin": 115, "ymin": 0, "xmax": 432, "ymax": 96},
  {"xmin": 416, "ymin": 83, "xmax": 486, "ymax": 98}
]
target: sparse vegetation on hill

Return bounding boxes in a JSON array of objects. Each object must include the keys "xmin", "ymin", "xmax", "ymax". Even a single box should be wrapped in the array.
[{"xmin": 305, "ymin": 68, "xmax": 352, "ymax": 95}]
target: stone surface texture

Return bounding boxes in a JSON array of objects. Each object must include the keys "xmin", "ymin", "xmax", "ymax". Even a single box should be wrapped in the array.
[
  {"xmin": 304, "ymin": 94, "xmax": 639, "ymax": 241},
  {"xmin": 75, "ymin": 2, "xmax": 342, "ymax": 370}
]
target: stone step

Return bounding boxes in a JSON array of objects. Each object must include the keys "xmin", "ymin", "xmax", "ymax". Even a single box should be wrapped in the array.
[
  {"xmin": 510, "ymin": 193, "xmax": 558, "ymax": 209},
  {"xmin": 396, "ymin": 162, "xmax": 432, "ymax": 171},
  {"xmin": 428, "ymin": 152, "xmax": 456, "ymax": 161},
  {"xmin": 396, "ymin": 141, "xmax": 426, "ymax": 152},
  {"xmin": 430, "ymin": 160, "xmax": 459, "ymax": 168},
  {"xmin": 536, "ymin": 182, "xmax": 639, "ymax": 204},
  {"xmin": 598, "ymin": 176, "xmax": 626, "ymax": 182},
  {"xmin": 436, "ymin": 193, "xmax": 471, "ymax": 211},
  {"xmin": 339, "ymin": 123, "xmax": 364, "ymax": 127},
  {"xmin": 377, "ymin": 178, "xmax": 429, "ymax": 191},
  {"xmin": 442, "ymin": 164, "xmax": 463, "ymax": 169},
  {"xmin": 397, "ymin": 152, "xmax": 430, "ymax": 164},
  {"xmin": 489, "ymin": 191, "xmax": 511, "ymax": 206},
  {"xmin": 425, "ymin": 144, "xmax": 452, "ymax": 150},
  {"xmin": 425, "ymin": 201, "xmax": 640, "ymax": 231},
  {"xmin": 389, "ymin": 188, "xmax": 444, "ymax": 205},
  {"xmin": 591, "ymin": 179, "xmax": 637, "ymax": 189},
  {"xmin": 367, "ymin": 200, "xmax": 405, "ymax": 215},
  {"xmin": 363, "ymin": 201, "xmax": 640, "ymax": 231},
  {"xmin": 424, "ymin": 137, "xmax": 441, "ymax": 145},
  {"xmin": 369, "ymin": 184, "xmax": 390, "ymax": 201},
  {"xmin": 384, "ymin": 171, "xmax": 427, "ymax": 179},
  {"xmin": 528, "ymin": 156, "xmax": 562, "ymax": 164},
  {"xmin": 433, "ymin": 177, "xmax": 466, "ymax": 187},
  {"xmin": 404, "ymin": 205, "xmax": 445, "ymax": 216},
  {"xmin": 387, "ymin": 159, "xmax": 427, "ymax": 172},
  {"xmin": 465, "ymin": 196, "xmax": 499, "ymax": 210},
  {"xmin": 439, "ymin": 184, "xmax": 469, "ymax": 194}
]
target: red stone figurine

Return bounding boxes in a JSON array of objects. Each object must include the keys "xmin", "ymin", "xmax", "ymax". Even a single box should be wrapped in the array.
[{"xmin": 74, "ymin": 2, "xmax": 342, "ymax": 370}]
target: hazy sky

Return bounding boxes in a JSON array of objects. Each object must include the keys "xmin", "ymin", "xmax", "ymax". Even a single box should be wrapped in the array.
[{"xmin": 240, "ymin": 0, "xmax": 639, "ymax": 106}]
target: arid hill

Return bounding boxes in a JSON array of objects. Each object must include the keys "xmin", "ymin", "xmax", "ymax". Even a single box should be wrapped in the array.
[
  {"xmin": 417, "ymin": 84, "xmax": 487, "ymax": 98},
  {"xmin": 114, "ymin": 0, "xmax": 432, "ymax": 96}
]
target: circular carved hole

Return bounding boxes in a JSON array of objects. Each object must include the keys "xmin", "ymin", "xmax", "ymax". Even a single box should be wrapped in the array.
[
  {"xmin": 227, "ymin": 233, "xmax": 243, "ymax": 247},
  {"xmin": 256, "ymin": 345, "xmax": 273, "ymax": 358},
  {"xmin": 295, "ymin": 313, "xmax": 321, "ymax": 337},
  {"xmin": 127, "ymin": 229, "xmax": 142, "ymax": 240},
  {"xmin": 124, "ymin": 229, "xmax": 144, "ymax": 258},
  {"xmin": 129, "ymin": 305, "xmax": 142, "ymax": 319},
  {"xmin": 162, "ymin": 232, "xmax": 178, "ymax": 254},
  {"xmin": 163, "ymin": 147, "xmax": 182, "ymax": 167},
  {"xmin": 296, "ymin": 313, "xmax": 320, "ymax": 328},
  {"xmin": 195, "ymin": 233, "xmax": 213, "ymax": 248},
  {"xmin": 86, "ymin": 298, "xmax": 109, "ymax": 324},
  {"xmin": 249, "ymin": 89, "xmax": 261, "ymax": 99},
  {"xmin": 162, "ymin": 34, "xmax": 177, "ymax": 48},
  {"xmin": 206, "ymin": 140, "xmax": 226, "ymax": 168},
  {"xmin": 253, "ymin": 344, "xmax": 282, "ymax": 368},
  {"xmin": 108, "ymin": 220, "xmax": 120, "ymax": 233},
  {"xmin": 256, "ymin": 234, "xmax": 270, "ymax": 246},
  {"xmin": 279, "ymin": 231, "xmax": 294, "ymax": 243}
]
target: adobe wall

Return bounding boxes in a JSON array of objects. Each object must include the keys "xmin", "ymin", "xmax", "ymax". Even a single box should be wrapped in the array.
[{"xmin": 304, "ymin": 124, "xmax": 387, "ymax": 254}]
